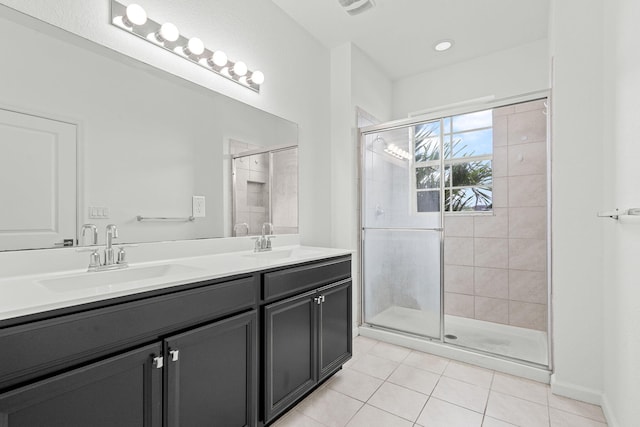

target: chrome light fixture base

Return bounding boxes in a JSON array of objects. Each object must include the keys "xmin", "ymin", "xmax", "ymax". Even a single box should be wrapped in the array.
[{"xmin": 110, "ymin": 0, "xmax": 263, "ymax": 93}]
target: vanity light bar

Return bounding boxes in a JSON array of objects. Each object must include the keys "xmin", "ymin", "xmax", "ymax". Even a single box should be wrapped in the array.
[
  {"xmin": 110, "ymin": 1, "xmax": 264, "ymax": 93},
  {"xmin": 384, "ymin": 144, "xmax": 411, "ymax": 160}
]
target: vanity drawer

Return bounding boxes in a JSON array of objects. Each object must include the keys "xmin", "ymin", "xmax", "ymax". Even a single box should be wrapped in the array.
[
  {"xmin": 262, "ymin": 257, "xmax": 351, "ymax": 302},
  {"xmin": 0, "ymin": 275, "xmax": 258, "ymax": 390}
]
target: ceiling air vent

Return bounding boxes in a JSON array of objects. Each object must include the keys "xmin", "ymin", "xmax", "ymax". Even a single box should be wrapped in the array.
[{"xmin": 338, "ymin": 0, "xmax": 375, "ymax": 16}]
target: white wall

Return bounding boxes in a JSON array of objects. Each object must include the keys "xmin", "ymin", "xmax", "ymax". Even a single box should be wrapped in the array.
[
  {"xmin": 392, "ymin": 39, "xmax": 549, "ymax": 119},
  {"xmin": 601, "ymin": 0, "xmax": 640, "ymax": 425},
  {"xmin": 0, "ymin": 0, "xmax": 332, "ymax": 246},
  {"xmin": 548, "ymin": 0, "xmax": 605, "ymax": 404}
]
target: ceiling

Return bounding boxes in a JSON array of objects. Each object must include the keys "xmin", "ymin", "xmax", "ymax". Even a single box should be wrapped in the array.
[{"xmin": 271, "ymin": 0, "xmax": 549, "ymax": 81}]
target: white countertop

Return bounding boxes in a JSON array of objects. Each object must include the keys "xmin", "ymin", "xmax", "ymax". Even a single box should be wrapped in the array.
[{"xmin": 0, "ymin": 245, "xmax": 351, "ymax": 323}]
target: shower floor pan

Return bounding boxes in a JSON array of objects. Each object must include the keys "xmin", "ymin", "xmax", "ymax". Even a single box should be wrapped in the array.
[{"xmin": 368, "ymin": 306, "xmax": 548, "ymax": 366}]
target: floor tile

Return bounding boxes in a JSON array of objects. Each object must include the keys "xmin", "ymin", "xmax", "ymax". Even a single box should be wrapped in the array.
[
  {"xmin": 297, "ymin": 387, "xmax": 363, "ymax": 427},
  {"xmin": 346, "ymin": 404, "xmax": 414, "ymax": 427},
  {"xmin": 352, "ymin": 336, "xmax": 379, "ymax": 357},
  {"xmin": 368, "ymin": 341, "xmax": 412, "ymax": 362},
  {"xmin": 486, "ymin": 391, "xmax": 549, "ymax": 427},
  {"xmin": 482, "ymin": 416, "xmax": 517, "ymax": 426},
  {"xmin": 387, "ymin": 364, "xmax": 440, "ymax": 395},
  {"xmin": 549, "ymin": 407, "xmax": 608, "ymax": 427},
  {"xmin": 415, "ymin": 397, "xmax": 483, "ymax": 427},
  {"xmin": 368, "ymin": 382, "xmax": 429, "ymax": 422},
  {"xmin": 443, "ymin": 361, "xmax": 494, "ymax": 388},
  {"xmin": 548, "ymin": 390, "xmax": 606, "ymax": 422},
  {"xmin": 431, "ymin": 376, "xmax": 490, "ymax": 413},
  {"xmin": 402, "ymin": 350, "xmax": 450, "ymax": 374},
  {"xmin": 349, "ymin": 353, "xmax": 399, "ymax": 380},
  {"xmin": 272, "ymin": 409, "xmax": 327, "ymax": 427},
  {"xmin": 326, "ymin": 367, "xmax": 384, "ymax": 402},
  {"xmin": 491, "ymin": 372, "xmax": 549, "ymax": 405}
]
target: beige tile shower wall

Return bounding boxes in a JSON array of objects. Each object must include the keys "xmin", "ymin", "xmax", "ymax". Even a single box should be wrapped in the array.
[{"xmin": 444, "ymin": 100, "xmax": 548, "ymax": 331}]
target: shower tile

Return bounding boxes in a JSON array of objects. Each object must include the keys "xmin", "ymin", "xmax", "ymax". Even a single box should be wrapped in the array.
[
  {"xmin": 508, "ymin": 142, "xmax": 547, "ymax": 177},
  {"xmin": 548, "ymin": 390, "xmax": 607, "ymax": 423},
  {"xmin": 402, "ymin": 351, "xmax": 450, "ymax": 375},
  {"xmin": 509, "ymin": 270, "xmax": 547, "ymax": 304},
  {"xmin": 486, "ymin": 391, "xmax": 549, "ymax": 426},
  {"xmin": 444, "ymin": 215, "xmax": 474, "ymax": 237},
  {"xmin": 474, "ymin": 267, "xmax": 509, "ymax": 299},
  {"xmin": 509, "ymin": 238, "xmax": 546, "ymax": 271},
  {"xmin": 346, "ymin": 404, "xmax": 414, "ymax": 427},
  {"xmin": 368, "ymin": 382, "xmax": 429, "ymax": 422},
  {"xmin": 443, "ymin": 361, "xmax": 494, "ymax": 389},
  {"xmin": 509, "ymin": 301, "xmax": 547, "ymax": 331},
  {"xmin": 387, "ymin": 364, "xmax": 440, "ymax": 396},
  {"xmin": 444, "ymin": 292, "xmax": 474, "ymax": 318},
  {"xmin": 444, "ymin": 265, "xmax": 474, "ymax": 295},
  {"xmin": 415, "ymin": 397, "xmax": 483, "ymax": 427},
  {"xmin": 432, "ymin": 376, "xmax": 490, "ymax": 413},
  {"xmin": 474, "ymin": 208, "xmax": 508, "ymax": 238},
  {"xmin": 475, "ymin": 297, "xmax": 509, "ymax": 325},
  {"xmin": 493, "ymin": 146, "xmax": 508, "ymax": 178},
  {"xmin": 514, "ymin": 99, "xmax": 546, "ymax": 113},
  {"xmin": 508, "ymin": 207, "xmax": 547, "ymax": 239},
  {"xmin": 491, "ymin": 372, "xmax": 549, "ymax": 405},
  {"xmin": 492, "ymin": 177, "xmax": 508, "ymax": 208},
  {"xmin": 474, "ymin": 238, "xmax": 508, "ymax": 269},
  {"xmin": 444, "ymin": 237, "xmax": 474, "ymax": 266},
  {"xmin": 508, "ymin": 174, "xmax": 546, "ymax": 207},
  {"xmin": 492, "ymin": 115, "xmax": 508, "ymax": 147},
  {"xmin": 507, "ymin": 110, "xmax": 547, "ymax": 145},
  {"xmin": 493, "ymin": 105, "xmax": 516, "ymax": 117}
]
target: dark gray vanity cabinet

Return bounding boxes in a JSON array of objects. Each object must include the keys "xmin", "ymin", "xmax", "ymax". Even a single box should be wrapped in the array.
[
  {"xmin": 0, "ymin": 275, "xmax": 259, "ymax": 427},
  {"xmin": 262, "ymin": 257, "xmax": 352, "ymax": 424}
]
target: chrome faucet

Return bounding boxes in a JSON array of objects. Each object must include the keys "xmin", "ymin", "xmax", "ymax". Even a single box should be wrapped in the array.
[
  {"xmin": 80, "ymin": 224, "xmax": 98, "ymax": 246},
  {"xmin": 233, "ymin": 222, "xmax": 249, "ymax": 236},
  {"xmin": 252, "ymin": 222, "xmax": 275, "ymax": 252},
  {"xmin": 104, "ymin": 224, "xmax": 118, "ymax": 266}
]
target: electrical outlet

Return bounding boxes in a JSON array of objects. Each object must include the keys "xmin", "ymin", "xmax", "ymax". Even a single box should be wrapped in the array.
[{"xmin": 192, "ymin": 196, "xmax": 206, "ymax": 217}]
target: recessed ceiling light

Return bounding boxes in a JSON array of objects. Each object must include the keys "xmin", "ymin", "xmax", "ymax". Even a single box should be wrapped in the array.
[{"xmin": 434, "ymin": 40, "xmax": 454, "ymax": 52}]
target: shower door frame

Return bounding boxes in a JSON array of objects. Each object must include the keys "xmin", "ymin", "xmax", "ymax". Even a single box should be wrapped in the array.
[{"xmin": 358, "ymin": 90, "xmax": 553, "ymax": 370}]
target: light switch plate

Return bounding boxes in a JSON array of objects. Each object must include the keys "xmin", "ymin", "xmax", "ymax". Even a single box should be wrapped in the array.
[
  {"xmin": 192, "ymin": 196, "xmax": 206, "ymax": 217},
  {"xmin": 88, "ymin": 206, "xmax": 110, "ymax": 219}
]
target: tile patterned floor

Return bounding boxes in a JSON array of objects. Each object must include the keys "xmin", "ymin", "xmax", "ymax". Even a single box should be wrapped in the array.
[{"xmin": 272, "ymin": 336, "xmax": 608, "ymax": 427}]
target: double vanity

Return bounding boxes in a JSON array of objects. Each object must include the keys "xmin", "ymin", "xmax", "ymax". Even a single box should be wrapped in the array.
[{"xmin": 0, "ymin": 244, "xmax": 352, "ymax": 426}]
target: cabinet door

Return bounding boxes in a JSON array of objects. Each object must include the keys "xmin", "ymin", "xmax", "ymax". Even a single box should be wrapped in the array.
[
  {"xmin": 263, "ymin": 290, "xmax": 317, "ymax": 423},
  {"xmin": 165, "ymin": 310, "xmax": 257, "ymax": 427},
  {"xmin": 318, "ymin": 280, "xmax": 353, "ymax": 380},
  {"xmin": 0, "ymin": 343, "xmax": 162, "ymax": 427}
]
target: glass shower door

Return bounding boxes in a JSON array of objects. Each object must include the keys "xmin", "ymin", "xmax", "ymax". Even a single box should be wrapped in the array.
[{"xmin": 361, "ymin": 124, "xmax": 443, "ymax": 339}]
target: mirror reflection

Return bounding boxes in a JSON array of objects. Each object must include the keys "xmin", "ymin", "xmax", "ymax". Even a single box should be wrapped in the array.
[{"xmin": 0, "ymin": 7, "xmax": 298, "ymax": 251}]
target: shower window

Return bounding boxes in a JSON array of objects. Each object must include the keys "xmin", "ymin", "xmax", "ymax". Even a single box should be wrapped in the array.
[{"xmin": 414, "ymin": 109, "xmax": 493, "ymax": 213}]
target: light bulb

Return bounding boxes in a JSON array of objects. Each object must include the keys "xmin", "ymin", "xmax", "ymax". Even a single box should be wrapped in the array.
[
  {"xmin": 124, "ymin": 4, "xmax": 147, "ymax": 27},
  {"xmin": 209, "ymin": 50, "xmax": 228, "ymax": 67},
  {"xmin": 249, "ymin": 70, "xmax": 264, "ymax": 85},
  {"xmin": 231, "ymin": 61, "xmax": 247, "ymax": 77},
  {"xmin": 157, "ymin": 22, "xmax": 179, "ymax": 42},
  {"xmin": 184, "ymin": 37, "xmax": 205, "ymax": 56}
]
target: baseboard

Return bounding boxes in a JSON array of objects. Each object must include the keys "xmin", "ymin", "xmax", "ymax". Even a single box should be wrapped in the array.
[
  {"xmin": 600, "ymin": 393, "xmax": 619, "ymax": 427},
  {"xmin": 549, "ymin": 374, "xmax": 603, "ymax": 405}
]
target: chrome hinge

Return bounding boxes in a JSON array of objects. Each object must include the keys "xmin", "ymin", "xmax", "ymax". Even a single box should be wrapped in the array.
[
  {"xmin": 169, "ymin": 349, "xmax": 180, "ymax": 362},
  {"xmin": 152, "ymin": 356, "xmax": 164, "ymax": 369}
]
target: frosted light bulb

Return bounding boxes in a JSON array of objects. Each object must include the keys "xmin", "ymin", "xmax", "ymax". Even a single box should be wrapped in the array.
[
  {"xmin": 232, "ymin": 61, "xmax": 247, "ymax": 77},
  {"xmin": 124, "ymin": 4, "xmax": 147, "ymax": 27},
  {"xmin": 158, "ymin": 22, "xmax": 179, "ymax": 42},
  {"xmin": 210, "ymin": 50, "xmax": 228, "ymax": 67},
  {"xmin": 249, "ymin": 70, "xmax": 264, "ymax": 85},
  {"xmin": 184, "ymin": 37, "xmax": 205, "ymax": 56}
]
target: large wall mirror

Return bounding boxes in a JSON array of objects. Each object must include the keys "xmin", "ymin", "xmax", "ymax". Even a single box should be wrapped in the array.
[{"xmin": 0, "ymin": 5, "xmax": 298, "ymax": 251}]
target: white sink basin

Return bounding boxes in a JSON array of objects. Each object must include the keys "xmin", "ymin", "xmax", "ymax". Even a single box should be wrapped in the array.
[
  {"xmin": 38, "ymin": 264, "xmax": 203, "ymax": 293},
  {"xmin": 243, "ymin": 247, "xmax": 323, "ymax": 260}
]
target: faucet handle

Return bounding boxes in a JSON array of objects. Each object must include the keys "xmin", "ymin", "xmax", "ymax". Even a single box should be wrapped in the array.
[
  {"xmin": 81, "ymin": 224, "xmax": 98, "ymax": 246},
  {"xmin": 266, "ymin": 235, "xmax": 276, "ymax": 249},
  {"xmin": 89, "ymin": 250, "xmax": 101, "ymax": 268}
]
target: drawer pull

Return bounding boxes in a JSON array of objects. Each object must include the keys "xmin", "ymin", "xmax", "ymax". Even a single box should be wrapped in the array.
[
  {"xmin": 152, "ymin": 356, "xmax": 164, "ymax": 369},
  {"xmin": 169, "ymin": 349, "xmax": 180, "ymax": 362}
]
